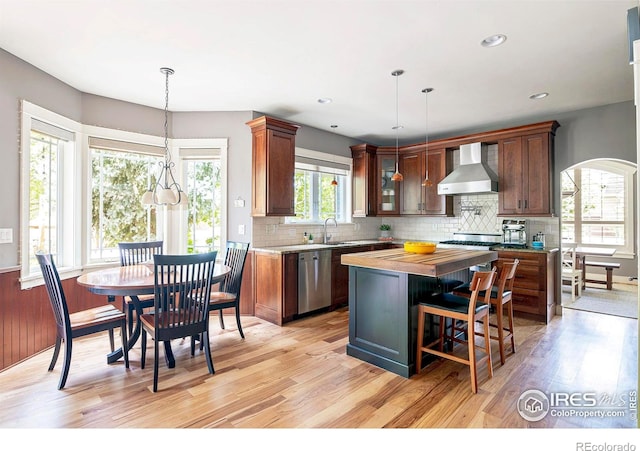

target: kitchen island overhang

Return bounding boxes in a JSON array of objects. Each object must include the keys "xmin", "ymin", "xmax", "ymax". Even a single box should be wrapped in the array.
[{"xmin": 341, "ymin": 248, "xmax": 498, "ymax": 378}]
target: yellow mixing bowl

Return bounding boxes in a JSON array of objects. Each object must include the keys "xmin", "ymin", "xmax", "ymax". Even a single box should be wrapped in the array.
[{"xmin": 404, "ymin": 241, "xmax": 437, "ymax": 254}]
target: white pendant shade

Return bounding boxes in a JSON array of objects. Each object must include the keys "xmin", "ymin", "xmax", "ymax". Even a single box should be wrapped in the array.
[
  {"xmin": 158, "ymin": 188, "xmax": 178, "ymax": 204},
  {"xmin": 141, "ymin": 190, "xmax": 154, "ymax": 205},
  {"xmin": 178, "ymin": 191, "xmax": 188, "ymax": 207}
]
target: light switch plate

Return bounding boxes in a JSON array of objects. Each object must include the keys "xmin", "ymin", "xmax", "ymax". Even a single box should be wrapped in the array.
[
  {"xmin": 238, "ymin": 224, "xmax": 245, "ymax": 235},
  {"xmin": 0, "ymin": 228, "xmax": 13, "ymax": 244}
]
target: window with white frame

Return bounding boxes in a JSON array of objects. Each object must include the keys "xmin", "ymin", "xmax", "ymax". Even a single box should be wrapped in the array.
[
  {"xmin": 287, "ymin": 148, "xmax": 351, "ymax": 223},
  {"xmin": 21, "ymin": 103, "xmax": 80, "ymax": 286},
  {"xmin": 178, "ymin": 142, "xmax": 227, "ymax": 256},
  {"xmin": 88, "ymin": 137, "xmax": 164, "ymax": 262},
  {"xmin": 561, "ymin": 161, "xmax": 636, "ymax": 257}
]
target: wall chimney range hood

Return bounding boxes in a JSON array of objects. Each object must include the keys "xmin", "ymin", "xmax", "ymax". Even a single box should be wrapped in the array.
[{"xmin": 437, "ymin": 142, "xmax": 498, "ymax": 195}]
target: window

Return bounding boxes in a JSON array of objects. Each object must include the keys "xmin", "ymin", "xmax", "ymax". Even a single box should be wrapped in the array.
[
  {"xmin": 177, "ymin": 140, "xmax": 228, "ymax": 256},
  {"xmin": 287, "ymin": 148, "xmax": 351, "ymax": 223},
  {"xmin": 21, "ymin": 103, "xmax": 80, "ymax": 285},
  {"xmin": 88, "ymin": 138, "xmax": 164, "ymax": 262},
  {"xmin": 561, "ymin": 161, "xmax": 636, "ymax": 257},
  {"xmin": 20, "ymin": 101, "xmax": 228, "ymax": 289}
]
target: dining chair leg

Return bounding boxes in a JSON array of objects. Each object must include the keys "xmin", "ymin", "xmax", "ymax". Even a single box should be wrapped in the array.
[
  {"xmin": 59, "ymin": 339, "xmax": 72, "ymax": 390},
  {"xmin": 496, "ymin": 302, "xmax": 506, "ymax": 365},
  {"xmin": 218, "ymin": 310, "xmax": 225, "ymax": 330},
  {"xmin": 235, "ymin": 307, "xmax": 245, "ymax": 339},
  {"xmin": 120, "ymin": 323, "xmax": 129, "ymax": 369},
  {"xmin": 203, "ymin": 330, "xmax": 215, "ymax": 375},
  {"xmin": 483, "ymin": 315, "xmax": 493, "ymax": 379},
  {"xmin": 415, "ymin": 306, "xmax": 425, "ymax": 374},
  {"xmin": 468, "ymin": 325, "xmax": 478, "ymax": 394},
  {"xmin": 153, "ymin": 338, "xmax": 160, "ymax": 393},
  {"xmin": 48, "ymin": 336, "xmax": 62, "ymax": 371},
  {"xmin": 438, "ymin": 316, "xmax": 445, "ymax": 353},
  {"xmin": 507, "ymin": 301, "xmax": 516, "ymax": 354},
  {"xmin": 141, "ymin": 330, "xmax": 147, "ymax": 369}
]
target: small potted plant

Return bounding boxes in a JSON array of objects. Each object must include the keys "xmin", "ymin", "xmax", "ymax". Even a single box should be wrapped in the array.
[{"xmin": 379, "ymin": 224, "xmax": 392, "ymax": 239}]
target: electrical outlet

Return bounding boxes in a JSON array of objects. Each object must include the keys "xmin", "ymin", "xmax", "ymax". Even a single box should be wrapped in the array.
[{"xmin": 238, "ymin": 224, "xmax": 245, "ymax": 235}]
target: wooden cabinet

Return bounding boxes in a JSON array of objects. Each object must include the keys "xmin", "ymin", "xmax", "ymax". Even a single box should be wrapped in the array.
[
  {"xmin": 350, "ymin": 144, "xmax": 376, "ymax": 217},
  {"xmin": 253, "ymin": 251, "xmax": 298, "ymax": 325},
  {"xmin": 375, "ymin": 151, "xmax": 400, "ymax": 215},
  {"xmin": 247, "ymin": 116, "xmax": 299, "ymax": 217},
  {"xmin": 498, "ymin": 132, "xmax": 555, "ymax": 216},
  {"xmin": 399, "ymin": 147, "xmax": 453, "ymax": 216},
  {"xmin": 331, "ymin": 243, "xmax": 390, "ymax": 308},
  {"xmin": 494, "ymin": 250, "xmax": 558, "ymax": 323}
]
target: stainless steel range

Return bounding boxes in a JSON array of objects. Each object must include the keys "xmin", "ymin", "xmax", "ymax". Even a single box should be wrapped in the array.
[{"xmin": 438, "ymin": 232, "xmax": 502, "ymax": 250}]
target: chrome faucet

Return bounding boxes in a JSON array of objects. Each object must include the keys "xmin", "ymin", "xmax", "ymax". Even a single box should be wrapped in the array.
[{"xmin": 323, "ymin": 217, "xmax": 338, "ymax": 244}]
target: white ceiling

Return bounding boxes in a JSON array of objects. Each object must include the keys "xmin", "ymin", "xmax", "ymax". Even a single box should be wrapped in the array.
[{"xmin": 0, "ymin": 0, "xmax": 636, "ymax": 145}]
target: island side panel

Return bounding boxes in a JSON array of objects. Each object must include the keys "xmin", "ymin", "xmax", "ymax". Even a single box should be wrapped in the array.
[{"xmin": 347, "ymin": 266, "xmax": 412, "ymax": 377}]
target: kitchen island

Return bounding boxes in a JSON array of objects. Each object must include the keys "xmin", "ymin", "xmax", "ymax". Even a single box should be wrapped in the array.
[{"xmin": 341, "ymin": 247, "xmax": 498, "ymax": 378}]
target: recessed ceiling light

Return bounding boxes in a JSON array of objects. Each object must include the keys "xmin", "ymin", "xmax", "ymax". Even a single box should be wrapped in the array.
[
  {"xmin": 481, "ymin": 34, "xmax": 507, "ymax": 47},
  {"xmin": 529, "ymin": 92, "xmax": 549, "ymax": 100},
  {"xmin": 317, "ymin": 98, "xmax": 332, "ymax": 104}
]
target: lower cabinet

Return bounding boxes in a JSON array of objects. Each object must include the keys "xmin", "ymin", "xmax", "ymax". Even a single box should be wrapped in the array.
[
  {"xmin": 253, "ymin": 251, "xmax": 298, "ymax": 326},
  {"xmin": 494, "ymin": 250, "xmax": 558, "ymax": 323}
]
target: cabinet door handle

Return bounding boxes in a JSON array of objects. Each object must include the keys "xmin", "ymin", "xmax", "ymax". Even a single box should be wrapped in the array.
[
  {"xmin": 524, "ymin": 200, "xmax": 528, "ymax": 209},
  {"xmin": 518, "ymin": 200, "xmax": 521, "ymax": 209}
]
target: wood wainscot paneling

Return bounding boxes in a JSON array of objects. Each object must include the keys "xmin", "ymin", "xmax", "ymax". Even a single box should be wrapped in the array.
[{"xmin": 0, "ymin": 268, "xmax": 107, "ymax": 372}]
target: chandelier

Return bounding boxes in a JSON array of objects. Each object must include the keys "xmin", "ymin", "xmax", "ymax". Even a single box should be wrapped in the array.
[
  {"xmin": 421, "ymin": 87, "xmax": 434, "ymax": 187},
  {"xmin": 390, "ymin": 69, "xmax": 404, "ymax": 182},
  {"xmin": 141, "ymin": 67, "xmax": 187, "ymax": 207}
]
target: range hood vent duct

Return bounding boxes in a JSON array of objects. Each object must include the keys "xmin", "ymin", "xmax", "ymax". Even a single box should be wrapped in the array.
[{"xmin": 437, "ymin": 142, "xmax": 498, "ymax": 195}]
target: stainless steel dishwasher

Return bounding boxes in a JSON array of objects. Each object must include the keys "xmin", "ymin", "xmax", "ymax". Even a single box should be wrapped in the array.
[{"xmin": 298, "ymin": 250, "xmax": 331, "ymax": 314}]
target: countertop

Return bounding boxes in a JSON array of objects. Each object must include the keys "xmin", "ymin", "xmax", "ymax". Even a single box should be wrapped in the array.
[
  {"xmin": 252, "ymin": 239, "xmax": 393, "ymax": 254},
  {"xmin": 341, "ymin": 247, "xmax": 498, "ymax": 277},
  {"xmin": 252, "ymin": 240, "xmax": 559, "ymax": 255}
]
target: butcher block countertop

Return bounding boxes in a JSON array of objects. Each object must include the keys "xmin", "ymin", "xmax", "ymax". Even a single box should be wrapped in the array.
[{"xmin": 341, "ymin": 247, "xmax": 498, "ymax": 277}]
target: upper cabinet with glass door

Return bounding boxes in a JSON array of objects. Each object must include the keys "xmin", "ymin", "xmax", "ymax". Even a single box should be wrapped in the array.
[{"xmin": 375, "ymin": 151, "xmax": 400, "ymax": 216}]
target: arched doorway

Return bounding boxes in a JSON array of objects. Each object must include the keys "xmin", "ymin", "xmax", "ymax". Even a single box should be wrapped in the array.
[{"xmin": 560, "ymin": 158, "xmax": 638, "ymax": 318}]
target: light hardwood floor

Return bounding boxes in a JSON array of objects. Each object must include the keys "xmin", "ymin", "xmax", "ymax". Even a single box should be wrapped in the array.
[{"xmin": 0, "ymin": 307, "xmax": 637, "ymax": 430}]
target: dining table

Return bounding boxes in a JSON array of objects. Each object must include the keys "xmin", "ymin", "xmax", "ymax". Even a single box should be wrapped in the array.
[{"xmin": 77, "ymin": 262, "xmax": 230, "ymax": 367}]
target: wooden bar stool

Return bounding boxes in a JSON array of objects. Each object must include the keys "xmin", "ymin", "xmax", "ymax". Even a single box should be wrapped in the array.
[
  {"xmin": 416, "ymin": 268, "xmax": 497, "ymax": 394},
  {"xmin": 452, "ymin": 259, "xmax": 519, "ymax": 365}
]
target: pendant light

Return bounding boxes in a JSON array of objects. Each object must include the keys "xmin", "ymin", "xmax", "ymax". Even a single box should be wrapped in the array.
[
  {"xmin": 141, "ymin": 67, "xmax": 187, "ymax": 207},
  {"xmin": 421, "ymin": 87, "xmax": 434, "ymax": 187},
  {"xmin": 390, "ymin": 69, "xmax": 404, "ymax": 182}
]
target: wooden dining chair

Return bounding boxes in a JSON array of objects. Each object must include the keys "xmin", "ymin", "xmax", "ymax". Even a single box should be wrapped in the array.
[
  {"xmin": 453, "ymin": 259, "xmax": 520, "ymax": 365},
  {"xmin": 416, "ymin": 268, "xmax": 497, "ymax": 394},
  {"xmin": 118, "ymin": 241, "xmax": 164, "ymax": 334},
  {"xmin": 561, "ymin": 247, "xmax": 582, "ymax": 302},
  {"xmin": 140, "ymin": 251, "xmax": 217, "ymax": 392},
  {"xmin": 207, "ymin": 241, "xmax": 250, "ymax": 339},
  {"xmin": 36, "ymin": 252, "xmax": 129, "ymax": 389}
]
